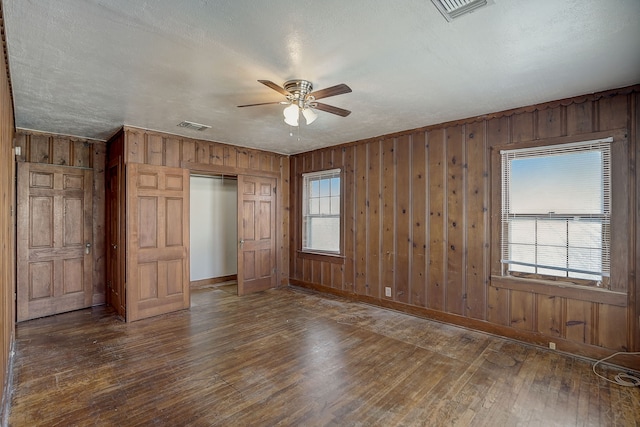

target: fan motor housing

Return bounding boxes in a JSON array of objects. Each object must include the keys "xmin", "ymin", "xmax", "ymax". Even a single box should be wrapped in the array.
[{"xmin": 284, "ymin": 80, "xmax": 313, "ymax": 99}]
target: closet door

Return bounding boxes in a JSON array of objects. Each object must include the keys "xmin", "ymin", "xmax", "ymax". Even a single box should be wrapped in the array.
[
  {"xmin": 126, "ymin": 163, "xmax": 190, "ymax": 321},
  {"xmin": 237, "ymin": 175, "xmax": 276, "ymax": 295},
  {"xmin": 17, "ymin": 163, "xmax": 93, "ymax": 321}
]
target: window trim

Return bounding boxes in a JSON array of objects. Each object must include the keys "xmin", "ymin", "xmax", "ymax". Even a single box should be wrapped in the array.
[
  {"xmin": 300, "ymin": 168, "xmax": 342, "ymax": 255},
  {"xmin": 498, "ymin": 136, "xmax": 613, "ymax": 288}
]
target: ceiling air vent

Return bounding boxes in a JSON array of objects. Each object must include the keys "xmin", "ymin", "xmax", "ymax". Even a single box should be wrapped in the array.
[
  {"xmin": 431, "ymin": 0, "xmax": 488, "ymax": 21},
  {"xmin": 177, "ymin": 120, "xmax": 211, "ymax": 131}
]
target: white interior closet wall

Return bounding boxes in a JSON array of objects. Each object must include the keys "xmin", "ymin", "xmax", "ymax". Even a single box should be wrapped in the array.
[{"xmin": 190, "ymin": 175, "xmax": 238, "ymax": 281}]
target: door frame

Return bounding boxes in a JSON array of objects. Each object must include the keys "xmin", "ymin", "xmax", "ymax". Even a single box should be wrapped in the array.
[{"xmin": 187, "ymin": 168, "xmax": 280, "ymax": 296}]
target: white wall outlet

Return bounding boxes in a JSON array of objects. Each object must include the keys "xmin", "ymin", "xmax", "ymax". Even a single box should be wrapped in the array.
[
  {"xmin": 549, "ymin": 342, "xmax": 556, "ymax": 350},
  {"xmin": 385, "ymin": 287, "xmax": 392, "ymax": 297}
]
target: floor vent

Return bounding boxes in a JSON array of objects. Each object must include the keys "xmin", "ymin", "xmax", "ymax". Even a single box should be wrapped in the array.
[
  {"xmin": 431, "ymin": 0, "xmax": 489, "ymax": 21},
  {"xmin": 177, "ymin": 120, "xmax": 211, "ymax": 131}
]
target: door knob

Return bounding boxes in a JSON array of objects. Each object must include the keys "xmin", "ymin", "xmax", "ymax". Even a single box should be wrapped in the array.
[
  {"xmin": 85, "ymin": 242, "xmax": 92, "ymax": 254},
  {"xmin": 239, "ymin": 239, "xmax": 244, "ymax": 248}
]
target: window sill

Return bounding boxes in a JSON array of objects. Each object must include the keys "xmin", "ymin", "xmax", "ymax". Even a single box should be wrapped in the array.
[
  {"xmin": 297, "ymin": 250, "xmax": 345, "ymax": 264},
  {"xmin": 490, "ymin": 275, "xmax": 627, "ymax": 307}
]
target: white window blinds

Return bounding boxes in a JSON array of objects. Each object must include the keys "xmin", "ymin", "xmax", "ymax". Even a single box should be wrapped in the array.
[
  {"xmin": 302, "ymin": 168, "xmax": 341, "ymax": 253},
  {"xmin": 500, "ymin": 138, "xmax": 611, "ymax": 282}
]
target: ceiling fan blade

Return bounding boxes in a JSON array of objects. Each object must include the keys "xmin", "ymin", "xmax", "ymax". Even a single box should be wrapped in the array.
[
  {"xmin": 257, "ymin": 80, "xmax": 290, "ymax": 96},
  {"xmin": 313, "ymin": 102, "xmax": 351, "ymax": 117},
  {"xmin": 237, "ymin": 101, "xmax": 286, "ymax": 107},
  {"xmin": 310, "ymin": 84, "xmax": 352, "ymax": 100}
]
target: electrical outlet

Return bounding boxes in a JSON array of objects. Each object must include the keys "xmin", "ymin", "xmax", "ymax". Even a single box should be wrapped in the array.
[
  {"xmin": 549, "ymin": 342, "xmax": 556, "ymax": 350},
  {"xmin": 385, "ymin": 287, "xmax": 392, "ymax": 297}
]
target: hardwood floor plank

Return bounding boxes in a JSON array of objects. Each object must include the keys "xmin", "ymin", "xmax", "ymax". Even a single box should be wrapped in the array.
[{"xmin": 8, "ymin": 287, "xmax": 640, "ymax": 426}]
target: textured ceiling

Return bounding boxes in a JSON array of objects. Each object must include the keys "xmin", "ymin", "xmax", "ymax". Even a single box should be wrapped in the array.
[{"xmin": 3, "ymin": 0, "xmax": 640, "ymax": 154}]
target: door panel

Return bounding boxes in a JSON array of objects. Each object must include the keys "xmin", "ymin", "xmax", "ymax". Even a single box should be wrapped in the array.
[
  {"xmin": 126, "ymin": 164, "xmax": 190, "ymax": 322},
  {"xmin": 106, "ymin": 155, "xmax": 125, "ymax": 317},
  {"xmin": 17, "ymin": 163, "xmax": 93, "ymax": 321},
  {"xmin": 237, "ymin": 175, "xmax": 276, "ymax": 295}
]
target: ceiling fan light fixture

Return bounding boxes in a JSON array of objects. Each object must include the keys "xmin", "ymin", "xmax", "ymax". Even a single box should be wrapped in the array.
[
  {"xmin": 302, "ymin": 108, "xmax": 318, "ymax": 125},
  {"xmin": 283, "ymin": 103, "xmax": 299, "ymax": 126}
]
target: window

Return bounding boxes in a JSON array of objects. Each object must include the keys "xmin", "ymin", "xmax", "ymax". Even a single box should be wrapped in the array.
[
  {"xmin": 501, "ymin": 138, "xmax": 611, "ymax": 286},
  {"xmin": 302, "ymin": 169, "xmax": 341, "ymax": 253}
]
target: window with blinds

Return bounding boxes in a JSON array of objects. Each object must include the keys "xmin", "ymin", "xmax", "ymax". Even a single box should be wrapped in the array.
[
  {"xmin": 302, "ymin": 169, "xmax": 341, "ymax": 253},
  {"xmin": 500, "ymin": 138, "xmax": 611, "ymax": 286}
]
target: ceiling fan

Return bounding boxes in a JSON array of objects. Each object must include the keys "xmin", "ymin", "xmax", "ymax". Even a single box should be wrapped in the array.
[{"xmin": 238, "ymin": 80, "xmax": 352, "ymax": 126}]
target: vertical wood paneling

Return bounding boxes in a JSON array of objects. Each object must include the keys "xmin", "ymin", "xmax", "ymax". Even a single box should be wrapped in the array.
[
  {"xmin": 354, "ymin": 144, "xmax": 368, "ymax": 295},
  {"xmin": 182, "ymin": 139, "xmax": 196, "ymax": 163},
  {"xmin": 510, "ymin": 112, "xmax": 535, "ymax": 142},
  {"xmin": 537, "ymin": 106, "xmax": 564, "ymax": 139},
  {"xmin": 395, "ymin": 135, "xmax": 411, "ymax": 304},
  {"xmin": 465, "ymin": 121, "xmax": 488, "ymax": 320},
  {"xmin": 343, "ymin": 146, "xmax": 356, "ymax": 293},
  {"xmin": 164, "ymin": 138, "xmax": 181, "ymax": 167},
  {"xmin": 487, "ymin": 286, "xmax": 510, "ymax": 326},
  {"xmin": 597, "ymin": 304, "xmax": 628, "ymax": 350},
  {"xmin": 610, "ymin": 137, "xmax": 629, "ymax": 292},
  {"xmin": 487, "ymin": 116, "xmax": 509, "ymax": 279},
  {"xmin": 446, "ymin": 126, "xmax": 465, "ymax": 315},
  {"xmin": 30, "ymin": 134, "xmax": 50, "ymax": 163},
  {"xmin": 238, "ymin": 148, "xmax": 250, "ymax": 169},
  {"xmin": 210, "ymin": 144, "xmax": 224, "ymax": 166},
  {"xmin": 381, "ymin": 138, "xmax": 395, "ymax": 299},
  {"xmin": 0, "ymin": 17, "xmax": 16, "ymax": 410},
  {"xmin": 366, "ymin": 142, "xmax": 381, "ymax": 298},
  {"xmin": 566, "ymin": 101, "xmax": 593, "ymax": 135},
  {"xmin": 598, "ymin": 94, "xmax": 628, "ymax": 131},
  {"xmin": 126, "ymin": 130, "xmax": 145, "ymax": 164},
  {"xmin": 289, "ymin": 87, "xmax": 639, "ymax": 358},
  {"xmin": 146, "ymin": 134, "xmax": 164, "ymax": 166},
  {"xmin": 195, "ymin": 141, "xmax": 209, "ymax": 165},
  {"xmin": 410, "ymin": 132, "xmax": 427, "ymax": 307},
  {"xmin": 92, "ymin": 142, "xmax": 106, "ymax": 305},
  {"xmin": 73, "ymin": 140, "xmax": 91, "ymax": 168},
  {"xmin": 52, "ymin": 137, "xmax": 70, "ymax": 165},
  {"xmin": 537, "ymin": 295, "xmax": 562, "ymax": 337},
  {"xmin": 565, "ymin": 299, "xmax": 592, "ymax": 344},
  {"xmin": 510, "ymin": 290, "xmax": 534, "ymax": 331},
  {"xmin": 427, "ymin": 129, "xmax": 446, "ymax": 311}
]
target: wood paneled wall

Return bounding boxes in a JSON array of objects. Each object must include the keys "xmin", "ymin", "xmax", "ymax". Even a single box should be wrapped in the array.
[
  {"xmin": 0, "ymin": 1, "xmax": 15, "ymax": 418},
  {"xmin": 117, "ymin": 127, "xmax": 291, "ymax": 286},
  {"xmin": 290, "ymin": 86, "xmax": 639, "ymax": 367},
  {"xmin": 14, "ymin": 131, "xmax": 107, "ymax": 306}
]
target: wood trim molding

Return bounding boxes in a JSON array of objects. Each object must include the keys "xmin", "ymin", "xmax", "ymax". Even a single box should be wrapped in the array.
[
  {"xmin": 1, "ymin": 336, "xmax": 14, "ymax": 426},
  {"xmin": 296, "ymin": 250, "xmax": 345, "ymax": 264},
  {"xmin": 190, "ymin": 275, "xmax": 237, "ymax": 288},
  {"xmin": 0, "ymin": 2, "xmax": 15, "ymax": 126},
  {"xmin": 490, "ymin": 276, "xmax": 627, "ymax": 307},
  {"xmin": 182, "ymin": 161, "xmax": 281, "ymax": 178},
  {"xmin": 288, "ymin": 279, "xmax": 639, "ymax": 371}
]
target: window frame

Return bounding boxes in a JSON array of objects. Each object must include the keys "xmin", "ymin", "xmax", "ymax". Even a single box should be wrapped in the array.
[
  {"xmin": 300, "ymin": 168, "xmax": 343, "ymax": 256},
  {"xmin": 499, "ymin": 137, "xmax": 612, "ymax": 288}
]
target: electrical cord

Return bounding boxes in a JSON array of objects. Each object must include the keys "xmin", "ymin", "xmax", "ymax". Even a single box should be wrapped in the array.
[{"xmin": 592, "ymin": 351, "xmax": 640, "ymax": 387}]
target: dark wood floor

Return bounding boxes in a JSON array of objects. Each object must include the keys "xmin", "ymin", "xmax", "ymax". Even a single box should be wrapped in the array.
[{"xmin": 8, "ymin": 285, "xmax": 640, "ymax": 426}]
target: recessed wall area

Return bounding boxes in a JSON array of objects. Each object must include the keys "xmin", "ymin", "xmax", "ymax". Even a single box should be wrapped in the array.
[{"xmin": 190, "ymin": 175, "xmax": 238, "ymax": 282}]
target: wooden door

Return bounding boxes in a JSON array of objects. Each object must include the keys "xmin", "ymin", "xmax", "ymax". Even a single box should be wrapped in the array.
[
  {"xmin": 106, "ymin": 155, "xmax": 125, "ymax": 317},
  {"xmin": 17, "ymin": 163, "xmax": 93, "ymax": 321},
  {"xmin": 126, "ymin": 163, "xmax": 190, "ymax": 322},
  {"xmin": 237, "ymin": 175, "xmax": 277, "ymax": 295}
]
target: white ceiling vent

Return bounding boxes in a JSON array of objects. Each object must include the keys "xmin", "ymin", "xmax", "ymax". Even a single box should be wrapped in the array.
[
  {"xmin": 177, "ymin": 120, "xmax": 211, "ymax": 131},
  {"xmin": 431, "ymin": 0, "xmax": 489, "ymax": 21}
]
